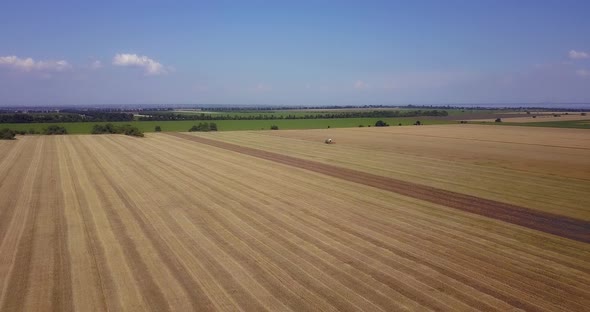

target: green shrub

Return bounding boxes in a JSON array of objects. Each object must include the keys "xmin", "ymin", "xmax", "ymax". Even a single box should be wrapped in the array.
[
  {"xmin": 375, "ymin": 120, "xmax": 389, "ymax": 127},
  {"xmin": 155, "ymin": 125, "xmax": 162, "ymax": 132},
  {"xmin": 91, "ymin": 123, "xmax": 143, "ymax": 137},
  {"xmin": 0, "ymin": 128, "xmax": 16, "ymax": 140},
  {"xmin": 91, "ymin": 124, "xmax": 107, "ymax": 134},
  {"xmin": 188, "ymin": 122, "xmax": 212, "ymax": 132},
  {"xmin": 43, "ymin": 125, "xmax": 67, "ymax": 135},
  {"xmin": 118, "ymin": 124, "xmax": 144, "ymax": 137},
  {"xmin": 270, "ymin": 125, "xmax": 279, "ymax": 130}
]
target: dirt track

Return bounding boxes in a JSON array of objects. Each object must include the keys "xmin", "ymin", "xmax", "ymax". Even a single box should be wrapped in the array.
[{"xmin": 168, "ymin": 132, "xmax": 590, "ymax": 243}]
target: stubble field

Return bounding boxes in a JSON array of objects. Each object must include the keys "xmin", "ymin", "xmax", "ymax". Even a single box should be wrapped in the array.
[{"xmin": 0, "ymin": 124, "xmax": 589, "ymax": 311}]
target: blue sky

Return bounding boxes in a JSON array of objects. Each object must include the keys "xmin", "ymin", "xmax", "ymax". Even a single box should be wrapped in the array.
[{"xmin": 0, "ymin": 0, "xmax": 589, "ymax": 106}]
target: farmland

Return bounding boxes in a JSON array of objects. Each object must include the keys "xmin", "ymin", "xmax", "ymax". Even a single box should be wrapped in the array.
[
  {"xmin": 0, "ymin": 125, "xmax": 589, "ymax": 311},
  {"xmin": 0, "ymin": 117, "xmax": 451, "ymax": 134},
  {"xmin": 482, "ymin": 119, "xmax": 590, "ymax": 130},
  {"xmin": 461, "ymin": 111, "xmax": 590, "ymax": 129},
  {"xmin": 472, "ymin": 114, "xmax": 589, "ymax": 123}
]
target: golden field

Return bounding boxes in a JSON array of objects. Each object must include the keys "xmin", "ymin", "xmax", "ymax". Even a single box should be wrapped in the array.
[
  {"xmin": 0, "ymin": 125, "xmax": 589, "ymax": 311},
  {"xmin": 471, "ymin": 113, "xmax": 590, "ymax": 123}
]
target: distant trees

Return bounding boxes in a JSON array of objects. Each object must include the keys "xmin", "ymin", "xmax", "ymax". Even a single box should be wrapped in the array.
[
  {"xmin": 155, "ymin": 125, "xmax": 162, "ymax": 132},
  {"xmin": 43, "ymin": 125, "xmax": 67, "ymax": 135},
  {"xmin": 189, "ymin": 122, "xmax": 217, "ymax": 132},
  {"xmin": 91, "ymin": 123, "xmax": 144, "ymax": 137},
  {"xmin": 270, "ymin": 125, "xmax": 279, "ymax": 130},
  {"xmin": 0, "ymin": 128, "xmax": 16, "ymax": 140},
  {"xmin": 138, "ymin": 109, "xmax": 449, "ymax": 121},
  {"xmin": 374, "ymin": 120, "xmax": 389, "ymax": 127},
  {"xmin": 0, "ymin": 127, "xmax": 61, "ymax": 138},
  {"xmin": 0, "ymin": 112, "xmax": 133, "ymax": 123},
  {"xmin": 119, "ymin": 125, "xmax": 144, "ymax": 137},
  {"xmin": 90, "ymin": 124, "xmax": 113, "ymax": 134}
]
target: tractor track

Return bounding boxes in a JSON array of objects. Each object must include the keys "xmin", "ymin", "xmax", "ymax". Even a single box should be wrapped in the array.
[{"xmin": 167, "ymin": 132, "xmax": 590, "ymax": 243}]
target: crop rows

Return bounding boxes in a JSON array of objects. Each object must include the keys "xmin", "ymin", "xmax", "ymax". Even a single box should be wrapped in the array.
[{"xmin": 0, "ymin": 127, "xmax": 589, "ymax": 311}]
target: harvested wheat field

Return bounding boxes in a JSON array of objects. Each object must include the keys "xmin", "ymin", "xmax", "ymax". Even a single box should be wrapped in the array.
[
  {"xmin": 471, "ymin": 114, "xmax": 590, "ymax": 123},
  {"xmin": 1, "ymin": 125, "xmax": 590, "ymax": 311}
]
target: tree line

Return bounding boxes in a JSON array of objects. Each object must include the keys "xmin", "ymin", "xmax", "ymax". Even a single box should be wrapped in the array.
[
  {"xmin": 139, "ymin": 110, "xmax": 448, "ymax": 121},
  {"xmin": 0, "ymin": 125, "xmax": 68, "ymax": 139},
  {"xmin": 0, "ymin": 112, "xmax": 134, "ymax": 123},
  {"xmin": 91, "ymin": 124, "xmax": 144, "ymax": 137},
  {"xmin": 188, "ymin": 122, "xmax": 218, "ymax": 132}
]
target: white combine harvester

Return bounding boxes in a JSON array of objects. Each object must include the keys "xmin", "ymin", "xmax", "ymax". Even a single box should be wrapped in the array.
[{"xmin": 324, "ymin": 138, "xmax": 333, "ymax": 144}]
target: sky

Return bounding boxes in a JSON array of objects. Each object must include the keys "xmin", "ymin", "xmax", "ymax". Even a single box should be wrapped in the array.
[{"xmin": 0, "ymin": 0, "xmax": 589, "ymax": 106}]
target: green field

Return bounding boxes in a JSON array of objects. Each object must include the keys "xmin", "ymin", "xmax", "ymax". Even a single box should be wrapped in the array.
[{"xmin": 1, "ymin": 117, "xmax": 452, "ymax": 134}]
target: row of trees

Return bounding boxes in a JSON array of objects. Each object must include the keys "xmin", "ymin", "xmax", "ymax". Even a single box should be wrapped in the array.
[
  {"xmin": 0, "ymin": 112, "xmax": 134, "ymax": 123},
  {"xmin": 188, "ymin": 122, "xmax": 218, "ymax": 132},
  {"xmin": 0, "ymin": 126, "xmax": 66, "ymax": 139},
  {"xmin": 44, "ymin": 125, "xmax": 68, "ymax": 134},
  {"xmin": 139, "ymin": 110, "xmax": 448, "ymax": 121},
  {"xmin": 91, "ymin": 124, "xmax": 144, "ymax": 137}
]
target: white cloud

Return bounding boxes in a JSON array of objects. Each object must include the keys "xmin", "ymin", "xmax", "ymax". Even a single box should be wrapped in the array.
[
  {"xmin": 576, "ymin": 69, "xmax": 590, "ymax": 77},
  {"xmin": 90, "ymin": 60, "xmax": 103, "ymax": 69},
  {"xmin": 112, "ymin": 53, "xmax": 167, "ymax": 75},
  {"xmin": 353, "ymin": 80, "xmax": 369, "ymax": 90},
  {"xmin": 0, "ymin": 55, "xmax": 71, "ymax": 72},
  {"xmin": 568, "ymin": 50, "xmax": 589, "ymax": 60}
]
